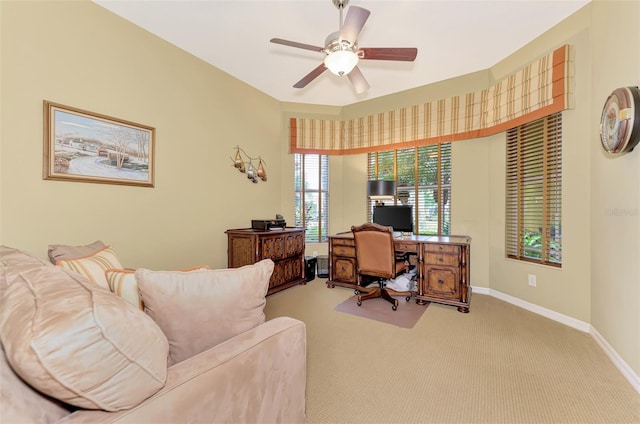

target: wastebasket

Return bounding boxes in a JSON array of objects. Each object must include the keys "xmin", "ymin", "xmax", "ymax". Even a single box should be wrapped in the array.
[
  {"xmin": 304, "ymin": 256, "xmax": 317, "ymax": 282},
  {"xmin": 316, "ymin": 255, "xmax": 329, "ymax": 278}
]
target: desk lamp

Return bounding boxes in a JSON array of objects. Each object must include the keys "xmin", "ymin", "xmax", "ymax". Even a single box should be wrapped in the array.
[{"xmin": 367, "ymin": 180, "xmax": 395, "ymax": 206}]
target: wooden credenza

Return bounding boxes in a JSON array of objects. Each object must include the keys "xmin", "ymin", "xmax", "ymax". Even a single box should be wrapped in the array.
[
  {"xmin": 226, "ymin": 227, "xmax": 306, "ymax": 296},
  {"xmin": 328, "ymin": 233, "xmax": 471, "ymax": 313}
]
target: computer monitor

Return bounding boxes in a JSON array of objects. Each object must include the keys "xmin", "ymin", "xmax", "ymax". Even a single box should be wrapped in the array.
[{"xmin": 373, "ymin": 205, "xmax": 413, "ymax": 234}]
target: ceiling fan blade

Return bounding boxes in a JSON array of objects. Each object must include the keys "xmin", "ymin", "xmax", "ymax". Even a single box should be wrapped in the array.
[
  {"xmin": 359, "ymin": 47, "xmax": 418, "ymax": 62},
  {"xmin": 270, "ymin": 38, "xmax": 324, "ymax": 53},
  {"xmin": 340, "ymin": 6, "xmax": 370, "ymax": 44},
  {"xmin": 347, "ymin": 66, "xmax": 370, "ymax": 94},
  {"xmin": 293, "ymin": 63, "xmax": 328, "ymax": 88}
]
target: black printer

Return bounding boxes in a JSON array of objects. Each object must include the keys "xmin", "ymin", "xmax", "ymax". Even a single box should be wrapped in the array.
[{"xmin": 251, "ymin": 215, "xmax": 286, "ymax": 230}]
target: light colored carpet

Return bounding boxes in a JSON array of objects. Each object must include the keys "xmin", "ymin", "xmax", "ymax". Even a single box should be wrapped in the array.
[
  {"xmin": 334, "ymin": 293, "xmax": 428, "ymax": 328},
  {"xmin": 265, "ymin": 279, "xmax": 640, "ymax": 424}
]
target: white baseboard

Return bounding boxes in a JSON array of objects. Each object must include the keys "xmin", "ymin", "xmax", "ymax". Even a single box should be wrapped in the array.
[
  {"xmin": 471, "ymin": 285, "xmax": 640, "ymax": 394},
  {"xmin": 470, "ymin": 286, "xmax": 490, "ymax": 295},
  {"xmin": 479, "ymin": 287, "xmax": 591, "ymax": 332},
  {"xmin": 590, "ymin": 326, "xmax": 640, "ymax": 393}
]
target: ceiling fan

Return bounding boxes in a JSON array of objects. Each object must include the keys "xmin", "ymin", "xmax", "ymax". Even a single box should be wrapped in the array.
[{"xmin": 270, "ymin": 0, "xmax": 418, "ymax": 94}]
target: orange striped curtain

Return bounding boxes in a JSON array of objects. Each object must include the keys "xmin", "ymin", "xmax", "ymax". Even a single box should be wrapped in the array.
[{"xmin": 290, "ymin": 45, "xmax": 573, "ymax": 155}]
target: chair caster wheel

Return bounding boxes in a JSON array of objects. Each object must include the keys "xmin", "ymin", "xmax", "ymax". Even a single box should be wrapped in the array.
[
  {"xmin": 405, "ymin": 296, "xmax": 411, "ymax": 302},
  {"xmin": 354, "ymin": 289, "xmax": 360, "ymax": 295},
  {"xmin": 357, "ymin": 300, "xmax": 362, "ymax": 307},
  {"xmin": 392, "ymin": 305, "xmax": 397, "ymax": 311}
]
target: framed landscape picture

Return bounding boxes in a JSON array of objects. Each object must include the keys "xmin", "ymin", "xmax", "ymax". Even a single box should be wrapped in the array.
[{"xmin": 43, "ymin": 101, "xmax": 155, "ymax": 187}]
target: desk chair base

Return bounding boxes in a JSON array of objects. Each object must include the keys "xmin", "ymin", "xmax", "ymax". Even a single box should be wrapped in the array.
[{"xmin": 357, "ymin": 281, "xmax": 412, "ymax": 311}]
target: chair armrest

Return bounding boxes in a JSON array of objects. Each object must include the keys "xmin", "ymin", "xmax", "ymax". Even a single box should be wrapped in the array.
[{"xmin": 60, "ymin": 317, "xmax": 307, "ymax": 424}]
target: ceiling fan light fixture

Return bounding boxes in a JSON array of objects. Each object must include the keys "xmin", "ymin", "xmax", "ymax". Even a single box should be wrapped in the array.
[
  {"xmin": 270, "ymin": 1, "xmax": 416, "ymax": 91},
  {"xmin": 324, "ymin": 50, "xmax": 358, "ymax": 76}
]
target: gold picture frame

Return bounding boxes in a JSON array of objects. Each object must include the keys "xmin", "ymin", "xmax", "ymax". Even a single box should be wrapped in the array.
[{"xmin": 43, "ymin": 100, "xmax": 155, "ymax": 187}]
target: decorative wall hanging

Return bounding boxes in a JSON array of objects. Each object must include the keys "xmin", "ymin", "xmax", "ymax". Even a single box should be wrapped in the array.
[
  {"xmin": 231, "ymin": 146, "xmax": 267, "ymax": 183},
  {"xmin": 599, "ymin": 86, "xmax": 640, "ymax": 156},
  {"xmin": 43, "ymin": 101, "xmax": 155, "ymax": 187}
]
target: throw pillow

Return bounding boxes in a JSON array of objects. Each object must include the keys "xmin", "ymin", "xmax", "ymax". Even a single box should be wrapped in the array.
[
  {"xmin": 136, "ymin": 259, "xmax": 274, "ymax": 365},
  {"xmin": 56, "ymin": 245, "xmax": 122, "ymax": 290},
  {"xmin": 106, "ymin": 265, "xmax": 212, "ymax": 310},
  {"xmin": 0, "ymin": 250, "xmax": 169, "ymax": 412},
  {"xmin": 47, "ymin": 240, "xmax": 106, "ymax": 264},
  {"xmin": 105, "ymin": 269, "xmax": 141, "ymax": 310}
]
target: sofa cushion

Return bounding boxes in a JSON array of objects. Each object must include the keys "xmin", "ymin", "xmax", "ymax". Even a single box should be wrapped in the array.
[
  {"xmin": 136, "ymin": 259, "xmax": 274, "ymax": 365},
  {"xmin": 1, "ymin": 247, "xmax": 72, "ymax": 422},
  {"xmin": 56, "ymin": 245, "xmax": 122, "ymax": 289},
  {"xmin": 47, "ymin": 240, "xmax": 106, "ymax": 264},
  {"xmin": 0, "ymin": 246, "xmax": 16, "ymax": 299},
  {"xmin": 0, "ymin": 248, "xmax": 169, "ymax": 412},
  {"xmin": 1, "ymin": 343, "xmax": 71, "ymax": 423},
  {"xmin": 106, "ymin": 265, "xmax": 212, "ymax": 310}
]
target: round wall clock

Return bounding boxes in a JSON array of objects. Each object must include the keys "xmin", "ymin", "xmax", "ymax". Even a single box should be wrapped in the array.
[{"xmin": 600, "ymin": 86, "xmax": 640, "ymax": 155}]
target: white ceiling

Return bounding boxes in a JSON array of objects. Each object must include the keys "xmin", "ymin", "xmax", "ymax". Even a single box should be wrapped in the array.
[{"xmin": 93, "ymin": 0, "xmax": 589, "ymax": 107}]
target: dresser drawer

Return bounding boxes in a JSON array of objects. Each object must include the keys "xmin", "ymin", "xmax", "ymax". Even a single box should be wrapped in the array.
[
  {"xmin": 394, "ymin": 241, "xmax": 418, "ymax": 253},
  {"xmin": 333, "ymin": 246, "xmax": 355, "ymax": 258},
  {"xmin": 424, "ymin": 243, "xmax": 460, "ymax": 255},
  {"xmin": 261, "ymin": 236, "xmax": 285, "ymax": 260},
  {"xmin": 331, "ymin": 237, "xmax": 355, "ymax": 248},
  {"xmin": 285, "ymin": 233, "xmax": 304, "ymax": 255},
  {"xmin": 332, "ymin": 257, "xmax": 356, "ymax": 283},
  {"xmin": 424, "ymin": 253, "xmax": 460, "ymax": 267},
  {"xmin": 423, "ymin": 267, "xmax": 460, "ymax": 299}
]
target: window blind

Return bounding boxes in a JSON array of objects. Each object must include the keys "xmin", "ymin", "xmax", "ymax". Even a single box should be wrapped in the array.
[
  {"xmin": 506, "ymin": 113, "xmax": 562, "ymax": 266},
  {"xmin": 294, "ymin": 154, "xmax": 329, "ymax": 243},
  {"xmin": 368, "ymin": 144, "xmax": 451, "ymax": 235}
]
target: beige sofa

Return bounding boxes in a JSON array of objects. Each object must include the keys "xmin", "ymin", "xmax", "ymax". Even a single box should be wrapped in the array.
[{"xmin": 0, "ymin": 246, "xmax": 307, "ymax": 423}]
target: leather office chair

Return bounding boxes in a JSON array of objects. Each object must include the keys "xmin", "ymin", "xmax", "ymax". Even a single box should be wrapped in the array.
[{"xmin": 351, "ymin": 222, "xmax": 412, "ymax": 311}]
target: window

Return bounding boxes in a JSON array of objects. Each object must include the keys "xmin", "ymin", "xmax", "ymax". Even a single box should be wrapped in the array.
[
  {"xmin": 294, "ymin": 154, "xmax": 329, "ymax": 243},
  {"xmin": 505, "ymin": 113, "xmax": 562, "ymax": 266},
  {"xmin": 367, "ymin": 144, "xmax": 451, "ymax": 235}
]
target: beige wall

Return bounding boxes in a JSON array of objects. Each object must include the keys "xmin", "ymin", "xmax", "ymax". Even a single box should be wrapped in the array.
[
  {"xmin": 0, "ymin": 0, "xmax": 282, "ymax": 269},
  {"xmin": 488, "ymin": 7, "xmax": 593, "ymax": 321},
  {"xmin": 590, "ymin": 0, "xmax": 640, "ymax": 376},
  {"xmin": 2, "ymin": 0, "xmax": 638, "ymax": 381}
]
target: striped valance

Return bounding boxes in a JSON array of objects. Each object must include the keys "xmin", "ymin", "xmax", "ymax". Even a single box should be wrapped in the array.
[{"xmin": 290, "ymin": 44, "xmax": 573, "ymax": 155}]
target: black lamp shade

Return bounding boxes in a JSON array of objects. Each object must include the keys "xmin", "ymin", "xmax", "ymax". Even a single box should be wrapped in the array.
[{"xmin": 367, "ymin": 180, "xmax": 396, "ymax": 198}]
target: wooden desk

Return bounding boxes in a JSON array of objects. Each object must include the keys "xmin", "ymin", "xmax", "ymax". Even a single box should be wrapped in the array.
[
  {"xmin": 328, "ymin": 232, "xmax": 471, "ymax": 313},
  {"xmin": 226, "ymin": 227, "xmax": 306, "ymax": 296}
]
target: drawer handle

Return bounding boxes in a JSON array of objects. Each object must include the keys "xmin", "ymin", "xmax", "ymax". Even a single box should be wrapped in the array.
[
  {"xmin": 438, "ymin": 279, "xmax": 444, "ymax": 285},
  {"xmin": 438, "ymin": 257, "xmax": 443, "ymax": 262}
]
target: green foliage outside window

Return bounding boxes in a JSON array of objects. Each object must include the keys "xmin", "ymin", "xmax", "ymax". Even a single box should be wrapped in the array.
[
  {"xmin": 294, "ymin": 154, "xmax": 329, "ymax": 243},
  {"xmin": 368, "ymin": 144, "xmax": 451, "ymax": 235}
]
